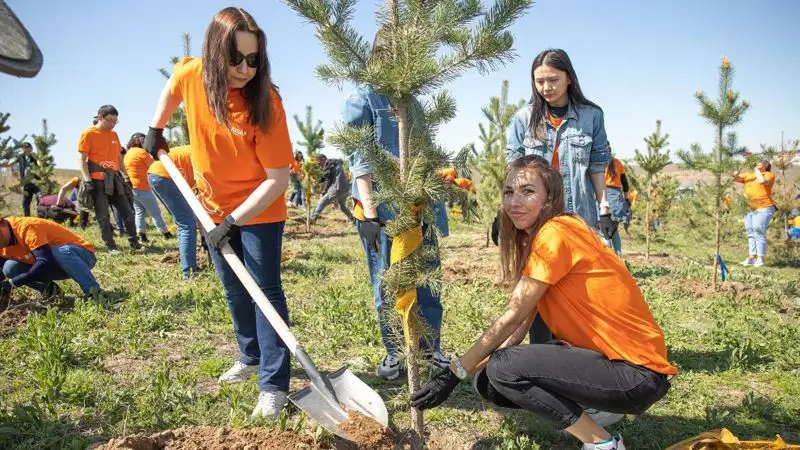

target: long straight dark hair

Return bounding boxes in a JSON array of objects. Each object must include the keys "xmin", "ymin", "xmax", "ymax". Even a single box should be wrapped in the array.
[
  {"xmin": 202, "ymin": 7, "xmax": 273, "ymax": 132},
  {"xmin": 528, "ymin": 49, "xmax": 601, "ymax": 141}
]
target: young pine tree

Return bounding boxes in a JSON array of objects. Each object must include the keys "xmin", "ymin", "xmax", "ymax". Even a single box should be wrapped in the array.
[
  {"xmin": 28, "ymin": 119, "xmax": 58, "ymax": 195},
  {"xmin": 633, "ymin": 120, "xmax": 671, "ymax": 259},
  {"xmin": 0, "ymin": 112, "xmax": 21, "ymax": 211},
  {"xmin": 472, "ymin": 80, "xmax": 524, "ymax": 247},
  {"xmin": 678, "ymin": 56, "xmax": 749, "ymax": 290},
  {"xmin": 285, "ymin": 0, "xmax": 531, "ymax": 441},
  {"xmin": 159, "ymin": 33, "xmax": 192, "ymax": 146},
  {"xmin": 293, "ymin": 105, "xmax": 325, "ymax": 231}
]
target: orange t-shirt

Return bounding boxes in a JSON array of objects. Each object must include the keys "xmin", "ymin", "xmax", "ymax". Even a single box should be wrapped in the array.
[
  {"xmin": 741, "ymin": 171, "xmax": 775, "ymax": 210},
  {"xmin": 148, "ymin": 146, "xmax": 195, "ymax": 187},
  {"xmin": 628, "ymin": 190, "xmax": 638, "ymax": 209},
  {"xmin": 0, "ymin": 217, "xmax": 96, "ymax": 265},
  {"xmin": 605, "ymin": 158, "xmax": 625, "ymax": 189},
  {"xmin": 170, "ymin": 58, "xmax": 293, "ymax": 224},
  {"xmin": 290, "ymin": 160, "xmax": 303, "ymax": 176},
  {"xmin": 68, "ymin": 177, "xmax": 79, "ymax": 189},
  {"xmin": 78, "ymin": 126, "xmax": 122, "ymax": 181},
  {"xmin": 548, "ymin": 112, "xmax": 564, "ymax": 171},
  {"xmin": 123, "ymin": 147, "xmax": 154, "ymax": 191},
  {"xmin": 523, "ymin": 215, "xmax": 677, "ymax": 375}
]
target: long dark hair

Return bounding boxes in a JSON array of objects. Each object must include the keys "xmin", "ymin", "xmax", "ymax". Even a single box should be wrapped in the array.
[
  {"xmin": 606, "ymin": 142, "xmax": 617, "ymax": 179},
  {"xmin": 127, "ymin": 132, "xmax": 145, "ymax": 149},
  {"xmin": 499, "ymin": 155, "xmax": 566, "ymax": 286},
  {"xmin": 201, "ymin": 7, "xmax": 273, "ymax": 132},
  {"xmin": 528, "ymin": 49, "xmax": 601, "ymax": 141}
]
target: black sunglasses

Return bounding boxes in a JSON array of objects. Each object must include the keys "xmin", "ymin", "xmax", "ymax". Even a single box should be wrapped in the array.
[{"xmin": 230, "ymin": 50, "xmax": 258, "ymax": 69}]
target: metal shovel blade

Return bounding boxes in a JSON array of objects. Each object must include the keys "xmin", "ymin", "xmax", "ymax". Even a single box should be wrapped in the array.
[{"xmin": 289, "ymin": 367, "xmax": 389, "ymax": 439}]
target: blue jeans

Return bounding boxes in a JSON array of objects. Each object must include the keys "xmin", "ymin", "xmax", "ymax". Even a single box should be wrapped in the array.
[
  {"xmin": 132, "ymin": 189, "xmax": 168, "ymax": 233},
  {"xmin": 149, "ymin": 174, "xmax": 198, "ymax": 277},
  {"xmin": 744, "ymin": 206, "xmax": 776, "ymax": 257},
  {"xmin": 2, "ymin": 244, "xmax": 99, "ymax": 295},
  {"xmin": 206, "ymin": 221, "xmax": 290, "ymax": 393},
  {"xmin": 357, "ymin": 222, "xmax": 443, "ymax": 354},
  {"xmin": 290, "ymin": 179, "xmax": 303, "ymax": 206}
]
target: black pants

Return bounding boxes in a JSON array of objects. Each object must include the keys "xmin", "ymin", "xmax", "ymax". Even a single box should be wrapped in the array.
[
  {"xmin": 91, "ymin": 181, "xmax": 136, "ymax": 249},
  {"xmin": 485, "ymin": 343, "xmax": 670, "ymax": 430},
  {"xmin": 22, "ymin": 184, "xmax": 38, "ymax": 216}
]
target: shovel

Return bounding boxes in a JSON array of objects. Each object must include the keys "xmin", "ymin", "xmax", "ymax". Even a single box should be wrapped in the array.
[{"xmin": 159, "ymin": 154, "xmax": 389, "ymax": 438}]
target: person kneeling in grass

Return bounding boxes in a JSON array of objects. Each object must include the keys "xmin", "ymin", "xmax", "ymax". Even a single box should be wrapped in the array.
[
  {"xmin": 411, "ymin": 155, "xmax": 676, "ymax": 450},
  {"xmin": 0, "ymin": 216, "xmax": 101, "ymax": 299}
]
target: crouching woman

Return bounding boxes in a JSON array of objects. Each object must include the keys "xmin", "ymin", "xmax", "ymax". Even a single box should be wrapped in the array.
[{"xmin": 411, "ymin": 155, "xmax": 676, "ymax": 450}]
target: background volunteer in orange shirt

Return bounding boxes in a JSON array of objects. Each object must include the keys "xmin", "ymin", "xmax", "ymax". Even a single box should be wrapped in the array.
[
  {"xmin": 411, "ymin": 156, "xmax": 675, "ymax": 450},
  {"xmin": 735, "ymin": 159, "xmax": 776, "ymax": 267},
  {"xmin": 0, "ymin": 216, "xmax": 100, "ymax": 299},
  {"xmin": 148, "ymin": 146, "xmax": 198, "ymax": 279},
  {"xmin": 143, "ymin": 7, "xmax": 293, "ymax": 419},
  {"xmin": 604, "ymin": 148, "xmax": 630, "ymax": 256},
  {"xmin": 77, "ymin": 105, "xmax": 141, "ymax": 253},
  {"xmin": 123, "ymin": 133, "xmax": 171, "ymax": 243},
  {"xmin": 288, "ymin": 151, "xmax": 305, "ymax": 208}
]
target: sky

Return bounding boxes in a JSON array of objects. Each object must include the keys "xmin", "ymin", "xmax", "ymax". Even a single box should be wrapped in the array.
[{"xmin": 1, "ymin": 0, "xmax": 799, "ymax": 171}]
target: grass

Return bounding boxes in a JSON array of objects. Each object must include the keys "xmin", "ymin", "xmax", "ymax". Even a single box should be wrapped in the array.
[{"xmin": 0, "ymin": 200, "xmax": 798, "ymax": 449}]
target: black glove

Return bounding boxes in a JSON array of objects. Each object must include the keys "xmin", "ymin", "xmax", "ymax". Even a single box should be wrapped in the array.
[
  {"xmin": 358, "ymin": 218, "xmax": 381, "ymax": 252},
  {"xmin": 409, "ymin": 367, "xmax": 461, "ymax": 410},
  {"xmin": 207, "ymin": 215, "xmax": 240, "ymax": 251},
  {"xmin": 599, "ymin": 213, "xmax": 618, "ymax": 241},
  {"xmin": 0, "ymin": 280, "xmax": 13, "ymax": 295},
  {"xmin": 143, "ymin": 127, "xmax": 169, "ymax": 159}
]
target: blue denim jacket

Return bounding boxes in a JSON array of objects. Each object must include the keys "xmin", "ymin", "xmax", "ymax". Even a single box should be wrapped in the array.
[
  {"xmin": 342, "ymin": 86, "xmax": 449, "ymax": 237},
  {"xmin": 506, "ymin": 102, "xmax": 610, "ymax": 229}
]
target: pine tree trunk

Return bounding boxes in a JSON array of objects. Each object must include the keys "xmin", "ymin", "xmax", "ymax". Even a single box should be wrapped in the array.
[
  {"xmin": 713, "ymin": 124, "xmax": 723, "ymax": 292},
  {"xmin": 645, "ymin": 177, "xmax": 652, "ymax": 260},
  {"xmin": 406, "ymin": 323, "xmax": 424, "ymax": 449},
  {"xmin": 485, "ymin": 228, "xmax": 490, "ymax": 248},
  {"xmin": 305, "ymin": 192, "xmax": 312, "ymax": 233}
]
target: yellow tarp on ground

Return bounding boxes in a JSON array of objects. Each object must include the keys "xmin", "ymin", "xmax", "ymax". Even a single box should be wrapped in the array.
[{"xmin": 666, "ymin": 428, "xmax": 800, "ymax": 450}]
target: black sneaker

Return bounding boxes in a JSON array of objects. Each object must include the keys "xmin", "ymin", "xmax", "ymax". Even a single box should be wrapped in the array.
[
  {"xmin": 128, "ymin": 238, "xmax": 142, "ymax": 250},
  {"xmin": 41, "ymin": 282, "xmax": 64, "ymax": 301},
  {"xmin": 161, "ymin": 231, "xmax": 173, "ymax": 239},
  {"xmin": 138, "ymin": 232, "xmax": 149, "ymax": 243}
]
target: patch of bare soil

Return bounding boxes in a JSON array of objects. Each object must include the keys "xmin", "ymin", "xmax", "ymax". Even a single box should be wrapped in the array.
[
  {"xmin": 93, "ymin": 427, "xmax": 313, "ymax": 450},
  {"xmin": 0, "ymin": 295, "xmax": 74, "ymax": 335},
  {"xmin": 659, "ymin": 277, "xmax": 762, "ymax": 299},
  {"xmin": 336, "ymin": 412, "xmax": 397, "ymax": 449}
]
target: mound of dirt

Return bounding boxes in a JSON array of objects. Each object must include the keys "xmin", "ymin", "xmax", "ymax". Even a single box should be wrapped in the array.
[
  {"xmin": 94, "ymin": 427, "xmax": 313, "ymax": 450},
  {"xmin": 338, "ymin": 412, "xmax": 397, "ymax": 449},
  {"xmin": 0, "ymin": 302, "xmax": 46, "ymax": 334}
]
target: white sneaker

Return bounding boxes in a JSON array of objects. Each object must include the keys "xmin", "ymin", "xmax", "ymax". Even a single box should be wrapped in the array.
[
  {"xmin": 251, "ymin": 391, "xmax": 288, "ymax": 419},
  {"xmin": 376, "ymin": 353, "xmax": 403, "ymax": 380},
  {"xmin": 218, "ymin": 361, "xmax": 258, "ymax": 384},
  {"xmin": 753, "ymin": 258, "xmax": 765, "ymax": 267},
  {"xmin": 582, "ymin": 434, "xmax": 625, "ymax": 450},
  {"xmin": 740, "ymin": 257, "xmax": 754, "ymax": 267},
  {"xmin": 586, "ymin": 408, "xmax": 625, "ymax": 427},
  {"xmin": 108, "ymin": 248, "xmax": 121, "ymax": 255}
]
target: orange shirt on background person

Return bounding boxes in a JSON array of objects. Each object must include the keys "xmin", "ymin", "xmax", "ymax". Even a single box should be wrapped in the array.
[
  {"xmin": 0, "ymin": 217, "xmax": 96, "ymax": 265},
  {"xmin": 523, "ymin": 215, "xmax": 677, "ymax": 376},
  {"xmin": 547, "ymin": 112, "xmax": 564, "ymax": 171},
  {"xmin": 123, "ymin": 147, "xmax": 154, "ymax": 191},
  {"xmin": 290, "ymin": 160, "xmax": 303, "ymax": 177},
  {"xmin": 170, "ymin": 58, "xmax": 294, "ymax": 224},
  {"xmin": 68, "ymin": 177, "xmax": 79, "ymax": 189},
  {"xmin": 628, "ymin": 190, "xmax": 638, "ymax": 209},
  {"xmin": 605, "ymin": 158, "xmax": 625, "ymax": 189},
  {"xmin": 741, "ymin": 171, "xmax": 775, "ymax": 210},
  {"xmin": 148, "ymin": 146, "xmax": 195, "ymax": 187},
  {"xmin": 78, "ymin": 126, "xmax": 122, "ymax": 181}
]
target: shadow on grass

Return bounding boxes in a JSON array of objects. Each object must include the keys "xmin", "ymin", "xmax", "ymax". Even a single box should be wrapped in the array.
[
  {"xmin": 668, "ymin": 348, "xmax": 772, "ymax": 374},
  {"xmin": 469, "ymin": 404, "xmax": 798, "ymax": 450}
]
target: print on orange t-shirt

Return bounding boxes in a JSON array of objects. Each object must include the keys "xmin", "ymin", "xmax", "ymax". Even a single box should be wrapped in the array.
[
  {"xmin": 170, "ymin": 58, "xmax": 294, "ymax": 224},
  {"xmin": 547, "ymin": 112, "xmax": 564, "ymax": 171},
  {"xmin": 522, "ymin": 215, "xmax": 677, "ymax": 375},
  {"xmin": 78, "ymin": 126, "xmax": 122, "ymax": 181},
  {"xmin": 741, "ymin": 171, "xmax": 775, "ymax": 210},
  {"xmin": 605, "ymin": 158, "xmax": 625, "ymax": 189},
  {"xmin": 148, "ymin": 146, "xmax": 195, "ymax": 187},
  {"xmin": 123, "ymin": 147, "xmax": 155, "ymax": 191},
  {"xmin": 0, "ymin": 217, "xmax": 96, "ymax": 265}
]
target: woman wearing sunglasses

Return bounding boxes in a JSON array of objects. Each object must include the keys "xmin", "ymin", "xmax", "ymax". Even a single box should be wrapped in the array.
[{"xmin": 143, "ymin": 7, "xmax": 294, "ymax": 419}]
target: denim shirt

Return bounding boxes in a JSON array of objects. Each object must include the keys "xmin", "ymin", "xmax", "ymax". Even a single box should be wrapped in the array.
[
  {"xmin": 341, "ymin": 86, "xmax": 449, "ymax": 237},
  {"xmin": 506, "ymin": 102, "xmax": 610, "ymax": 229}
]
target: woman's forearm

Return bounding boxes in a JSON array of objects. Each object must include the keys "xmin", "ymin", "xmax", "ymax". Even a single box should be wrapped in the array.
[
  {"xmin": 230, "ymin": 168, "xmax": 290, "ymax": 225},
  {"xmin": 150, "ymin": 79, "xmax": 182, "ymax": 129},
  {"xmin": 355, "ymin": 175, "xmax": 378, "ymax": 218},
  {"xmin": 591, "ymin": 172, "xmax": 608, "ymax": 212}
]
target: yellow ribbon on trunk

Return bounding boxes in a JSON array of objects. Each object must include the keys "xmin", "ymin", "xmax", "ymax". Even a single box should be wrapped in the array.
[{"xmin": 390, "ymin": 225, "xmax": 424, "ymax": 348}]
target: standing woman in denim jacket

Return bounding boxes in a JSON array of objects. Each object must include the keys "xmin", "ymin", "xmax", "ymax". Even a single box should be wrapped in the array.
[{"xmin": 507, "ymin": 49, "xmax": 613, "ymax": 238}]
